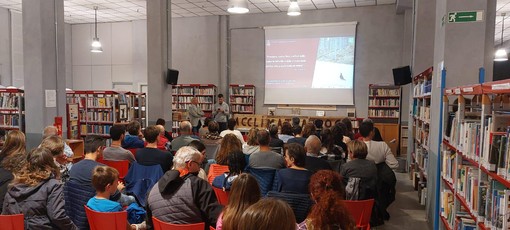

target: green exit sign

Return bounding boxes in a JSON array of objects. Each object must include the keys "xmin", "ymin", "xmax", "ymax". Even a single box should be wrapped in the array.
[{"xmin": 448, "ymin": 11, "xmax": 484, "ymax": 23}]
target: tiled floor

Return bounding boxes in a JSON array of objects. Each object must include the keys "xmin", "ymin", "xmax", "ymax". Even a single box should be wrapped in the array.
[{"xmin": 374, "ymin": 172, "xmax": 431, "ymax": 230}]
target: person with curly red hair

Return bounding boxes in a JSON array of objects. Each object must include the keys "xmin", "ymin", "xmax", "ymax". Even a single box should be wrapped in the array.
[{"xmin": 298, "ymin": 170, "xmax": 355, "ymax": 230}]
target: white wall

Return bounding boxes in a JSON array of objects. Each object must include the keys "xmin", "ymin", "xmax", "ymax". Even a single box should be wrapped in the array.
[{"xmin": 71, "ymin": 21, "xmax": 147, "ymax": 91}]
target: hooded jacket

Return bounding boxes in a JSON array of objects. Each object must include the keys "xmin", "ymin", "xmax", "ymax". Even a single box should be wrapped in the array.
[
  {"xmin": 2, "ymin": 178, "xmax": 78, "ymax": 230},
  {"xmin": 146, "ymin": 170, "xmax": 222, "ymax": 229},
  {"xmin": 0, "ymin": 166, "xmax": 13, "ymax": 213},
  {"xmin": 122, "ymin": 134, "xmax": 145, "ymax": 149}
]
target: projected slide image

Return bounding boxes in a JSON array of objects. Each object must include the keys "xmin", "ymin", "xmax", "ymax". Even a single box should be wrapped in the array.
[
  {"xmin": 265, "ymin": 36, "xmax": 354, "ymax": 89},
  {"xmin": 312, "ymin": 37, "xmax": 354, "ymax": 89}
]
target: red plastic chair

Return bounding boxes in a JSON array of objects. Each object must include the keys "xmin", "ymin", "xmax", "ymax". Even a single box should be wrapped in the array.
[
  {"xmin": 152, "ymin": 217, "xmax": 205, "ymax": 230},
  {"xmin": 210, "ymin": 227, "xmax": 215, "ymax": 230},
  {"xmin": 102, "ymin": 160, "xmax": 130, "ymax": 182},
  {"xmin": 84, "ymin": 205, "xmax": 127, "ymax": 230},
  {"xmin": 207, "ymin": 164, "xmax": 229, "ymax": 184},
  {"xmin": 127, "ymin": 148, "xmax": 138, "ymax": 157},
  {"xmin": 0, "ymin": 214, "xmax": 24, "ymax": 230},
  {"xmin": 343, "ymin": 199, "xmax": 374, "ymax": 230},
  {"xmin": 212, "ymin": 187, "xmax": 229, "ymax": 206}
]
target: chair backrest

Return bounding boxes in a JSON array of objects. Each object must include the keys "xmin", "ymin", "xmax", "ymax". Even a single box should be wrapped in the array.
[
  {"xmin": 127, "ymin": 148, "xmax": 138, "ymax": 156},
  {"xmin": 212, "ymin": 187, "xmax": 229, "ymax": 206},
  {"xmin": 327, "ymin": 160, "xmax": 342, "ymax": 173},
  {"xmin": 343, "ymin": 199, "xmax": 375, "ymax": 230},
  {"xmin": 0, "ymin": 214, "xmax": 24, "ymax": 230},
  {"xmin": 84, "ymin": 205, "xmax": 127, "ymax": 230},
  {"xmin": 65, "ymin": 179, "xmax": 96, "ymax": 229},
  {"xmin": 102, "ymin": 160, "xmax": 130, "ymax": 180},
  {"xmin": 209, "ymin": 227, "xmax": 216, "ymax": 230},
  {"xmin": 207, "ymin": 164, "xmax": 229, "ymax": 184},
  {"xmin": 245, "ymin": 167, "xmax": 277, "ymax": 196},
  {"xmin": 152, "ymin": 217, "xmax": 205, "ymax": 230},
  {"xmin": 204, "ymin": 144, "xmax": 220, "ymax": 160},
  {"xmin": 267, "ymin": 191, "xmax": 314, "ymax": 223}
]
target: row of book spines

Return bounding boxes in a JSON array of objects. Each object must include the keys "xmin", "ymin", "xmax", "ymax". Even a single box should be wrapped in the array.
[
  {"xmin": 0, "ymin": 94, "xmax": 22, "ymax": 109},
  {"xmin": 174, "ymin": 96, "xmax": 214, "ymax": 103},
  {"xmin": 79, "ymin": 111, "xmax": 114, "ymax": 122},
  {"xmin": 176, "ymin": 104, "xmax": 212, "ymax": 110},
  {"xmin": 230, "ymin": 88, "xmax": 255, "ymax": 95},
  {"xmin": 413, "ymin": 81, "xmax": 432, "ymax": 96},
  {"xmin": 231, "ymin": 105, "xmax": 254, "ymax": 112},
  {"xmin": 369, "ymin": 89, "xmax": 400, "ymax": 96},
  {"xmin": 368, "ymin": 110, "xmax": 399, "ymax": 117},
  {"xmin": 0, "ymin": 114, "xmax": 20, "ymax": 126},
  {"xmin": 231, "ymin": 97, "xmax": 254, "ymax": 104},
  {"xmin": 368, "ymin": 99, "xmax": 399, "ymax": 106},
  {"xmin": 80, "ymin": 124, "xmax": 111, "ymax": 135},
  {"xmin": 171, "ymin": 88, "xmax": 215, "ymax": 95}
]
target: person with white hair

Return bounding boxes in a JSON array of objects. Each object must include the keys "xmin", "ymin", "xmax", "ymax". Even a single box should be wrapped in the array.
[
  {"xmin": 146, "ymin": 146, "xmax": 222, "ymax": 229},
  {"xmin": 170, "ymin": 121, "xmax": 199, "ymax": 151},
  {"xmin": 43, "ymin": 126, "xmax": 74, "ymax": 169}
]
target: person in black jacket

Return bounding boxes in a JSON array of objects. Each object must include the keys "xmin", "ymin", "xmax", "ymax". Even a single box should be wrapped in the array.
[
  {"xmin": 2, "ymin": 147, "xmax": 77, "ymax": 229},
  {"xmin": 146, "ymin": 146, "xmax": 222, "ymax": 229}
]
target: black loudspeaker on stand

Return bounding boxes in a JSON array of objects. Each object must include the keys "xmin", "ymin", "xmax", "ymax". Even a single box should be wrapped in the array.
[
  {"xmin": 166, "ymin": 69, "xmax": 179, "ymax": 85},
  {"xmin": 392, "ymin": 66, "xmax": 412, "ymax": 86}
]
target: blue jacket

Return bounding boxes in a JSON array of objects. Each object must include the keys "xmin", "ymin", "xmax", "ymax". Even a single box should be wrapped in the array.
[
  {"xmin": 122, "ymin": 134, "xmax": 145, "ymax": 149},
  {"xmin": 64, "ymin": 179, "xmax": 96, "ymax": 229},
  {"xmin": 125, "ymin": 162, "xmax": 164, "ymax": 206}
]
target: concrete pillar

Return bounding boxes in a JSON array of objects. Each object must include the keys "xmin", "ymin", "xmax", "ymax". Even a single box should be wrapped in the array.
[
  {"xmin": 146, "ymin": 0, "xmax": 172, "ymax": 128},
  {"xmin": 22, "ymin": 0, "xmax": 67, "ymax": 149},
  {"xmin": 424, "ymin": 0, "xmax": 496, "ymax": 228}
]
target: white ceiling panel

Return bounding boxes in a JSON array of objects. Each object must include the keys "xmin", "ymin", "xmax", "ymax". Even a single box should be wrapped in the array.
[{"xmin": 0, "ymin": 0, "xmax": 396, "ymax": 23}]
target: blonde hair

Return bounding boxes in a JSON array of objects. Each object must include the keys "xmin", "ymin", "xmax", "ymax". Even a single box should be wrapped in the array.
[{"xmin": 347, "ymin": 140, "xmax": 368, "ymax": 159}]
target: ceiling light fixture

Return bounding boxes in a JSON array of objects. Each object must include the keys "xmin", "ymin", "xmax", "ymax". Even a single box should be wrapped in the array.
[
  {"xmin": 228, "ymin": 0, "xmax": 249, "ymax": 14},
  {"xmin": 287, "ymin": 0, "xmax": 301, "ymax": 16},
  {"xmin": 91, "ymin": 6, "xmax": 103, "ymax": 53},
  {"xmin": 495, "ymin": 13, "xmax": 508, "ymax": 61}
]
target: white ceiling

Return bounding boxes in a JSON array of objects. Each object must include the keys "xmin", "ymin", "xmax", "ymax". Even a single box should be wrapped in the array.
[{"xmin": 0, "ymin": 0, "xmax": 396, "ymax": 24}]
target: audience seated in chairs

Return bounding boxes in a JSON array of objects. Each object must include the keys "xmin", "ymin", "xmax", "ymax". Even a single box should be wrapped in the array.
[
  {"xmin": 340, "ymin": 140, "xmax": 377, "ymax": 200},
  {"xmin": 40, "ymin": 135, "xmax": 71, "ymax": 182},
  {"xmin": 103, "ymin": 125, "xmax": 136, "ymax": 163},
  {"xmin": 202, "ymin": 121, "xmax": 223, "ymax": 149},
  {"xmin": 278, "ymin": 122, "xmax": 294, "ymax": 144},
  {"xmin": 276, "ymin": 143, "xmax": 313, "ymax": 194},
  {"xmin": 65, "ymin": 135, "xmax": 130, "ymax": 229},
  {"xmin": 220, "ymin": 118, "xmax": 246, "ymax": 145},
  {"xmin": 122, "ymin": 121, "xmax": 145, "ymax": 149},
  {"xmin": 156, "ymin": 125, "xmax": 171, "ymax": 151},
  {"xmin": 236, "ymin": 198, "xmax": 296, "ymax": 230},
  {"xmin": 216, "ymin": 173, "xmax": 261, "ymax": 230},
  {"xmin": 297, "ymin": 170, "xmax": 355, "ymax": 230},
  {"xmin": 135, "ymin": 126, "xmax": 174, "ymax": 173},
  {"xmin": 288, "ymin": 123, "xmax": 316, "ymax": 147},
  {"xmin": 171, "ymin": 121, "xmax": 200, "ymax": 152},
  {"xmin": 320, "ymin": 128, "xmax": 346, "ymax": 161},
  {"xmin": 268, "ymin": 123, "xmax": 284, "ymax": 149},
  {"xmin": 43, "ymin": 125, "xmax": 74, "ymax": 171},
  {"xmin": 212, "ymin": 150, "xmax": 246, "ymax": 191},
  {"xmin": 188, "ymin": 140, "xmax": 208, "ymax": 181},
  {"xmin": 215, "ymin": 134, "xmax": 242, "ymax": 166},
  {"xmin": 303, "ymin": 135, "xmax": 332, "ymax": 173},
  {"xmin": 146, "ymin": 146, "xmax": 222, "ymax": 229},
  {"xmin": 248, "ymin": 129, "xmax": 285, "ymax": 170},
  {"xmin": 3, "ymin": 148, "xmax": 77, "ymax": 229},
  {"xmin": 242, "ymin": 128, "xmax": 260, "ymax": 155},
  {"xmin": 156, "ymin": 118, "xmax": 173, "ymax": 142}
]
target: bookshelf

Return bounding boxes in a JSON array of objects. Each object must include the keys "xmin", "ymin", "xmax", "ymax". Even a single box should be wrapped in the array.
[
  {"xmin": 0, "ymin": 88, "xmax": 24, "ymax": 132},
  {"xmin": 368, "ymin": 84, "xmax": 401, "ymax": 122},
  {"xmin": 400, "ymin": 125, "xmax": 408, "ymax": 156},
  {"xmin": 66, "ymin": 90, "xmax": 147, "ymax": 139},
  {"xmin": 171, "ymin": 84, "xmax": 217, "ymax": 117},
  {"xmin": 229, "ymin": 84, "xmax": 255, "ymax": 114},
  {"xmin": 410, "ymin": 67, "xmax": 432, "ymax": 205},
  {"xmin": 439, "ymin": 79, "xmax": 510, "ymax": 230}
]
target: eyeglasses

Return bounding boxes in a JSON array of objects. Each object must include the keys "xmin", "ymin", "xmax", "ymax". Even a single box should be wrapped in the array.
[{"xmin": 187, "ymin": 160, "xmax": 201, "ymax": 166}]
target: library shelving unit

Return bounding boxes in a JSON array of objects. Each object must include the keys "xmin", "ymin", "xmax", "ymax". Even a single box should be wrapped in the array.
[
  {"xmin": 171, "ymin": 84, "xmax": 217, "ymax": 137},
  {"xmin": 0, "ymin": 88, "xmax": 24, "ymax": 132},
  {"xmin": 368, "ymin": 84, "xmax": 401, "ymax": 157},
  {"xmin": 400, "ymin": 125, "xmax": 408, "ymax": 156},
  {"xmin": 440, "ymin": 79, "xmax": 510, "ymax": 230},
  {"xmin": 66, "ymin": 90, "xmax": 147, "ymax": 139},
  {"xmin": 129, "ymin": 92, "xmax": 147, "ymax": 129},
  {"xmin": 229, "ymin": 84, "xmax": 255, "ymax": 114},
  {"xmin": 410, "ymin": 67, "xmax": 433, "ymax": 205}
]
